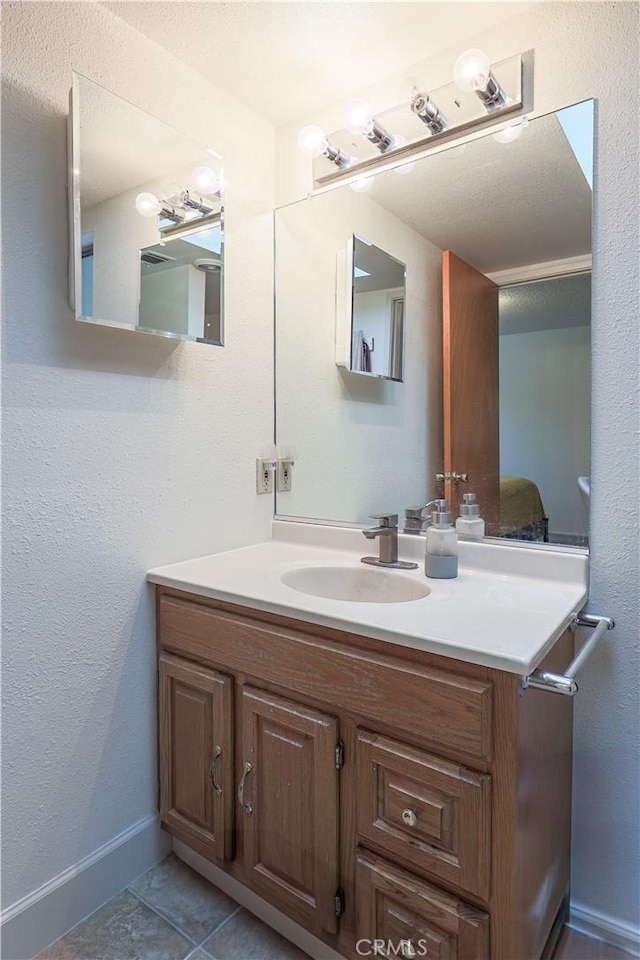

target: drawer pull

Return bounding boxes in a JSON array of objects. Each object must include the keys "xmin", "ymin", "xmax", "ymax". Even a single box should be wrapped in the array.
[
  {"xmin": 209, "ymin": 745, "xmax": 223, "ymax": 796},
  {"xmin": 238, "ymin": 761, "xmax": 253, "ymax": 814},
  {"xmin": 400, "ymin": 939, "xmax": 417, "ymax": 958},
  {"xmin": 401, "ymin": 808, "xmax": 418, "ymax": 828}
]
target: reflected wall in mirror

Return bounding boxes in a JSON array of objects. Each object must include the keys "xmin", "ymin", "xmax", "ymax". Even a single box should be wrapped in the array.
[
  {"xmin": 69, "ymin": 74, "xmax": 224, "ymax": 343},
  {"xmin": 275, "ymin": 100, "xmax": 593, "ymax": 549},
  {"xmin": 337, "ymin": 236, "xmax": 406, "ymax": 381}
]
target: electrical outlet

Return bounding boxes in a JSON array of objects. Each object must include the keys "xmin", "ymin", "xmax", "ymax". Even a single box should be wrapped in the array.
[
  {"xmin": 277, "ymin": 458, "xmax": 293, "ymax": 493},
  {"xmin": 256, "ymin": 458, "xmax": 274, "ymax": 495}
]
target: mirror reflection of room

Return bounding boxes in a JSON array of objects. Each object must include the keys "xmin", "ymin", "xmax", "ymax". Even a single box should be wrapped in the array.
[
  {"xmin": 275, "ymin": 101, "xmax": 593, "ymax": 547},
  {"xmin": 72, "ymin": 74, "xmax": 224, "ymax": 343}
]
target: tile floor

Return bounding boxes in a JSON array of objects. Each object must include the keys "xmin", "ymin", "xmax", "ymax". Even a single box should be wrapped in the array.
[
  {"xmin": 36, "ymin": 854, "xmax": 633, "ymax": 960},
  {"xmin": 36, "ymin": 854, "xmax": 307, "ymax": 960}
]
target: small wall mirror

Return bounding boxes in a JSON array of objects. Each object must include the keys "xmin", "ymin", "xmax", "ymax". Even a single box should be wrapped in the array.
[
  {"xmin": 338, "ymin": 236, "xmax": 406, "ymax": 381},
  {"xmin": 69, "ymin": 74, "xmax": 224, "ymax": 343}
]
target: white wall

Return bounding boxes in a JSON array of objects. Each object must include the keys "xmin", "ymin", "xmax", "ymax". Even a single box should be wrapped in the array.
[
  {"xmin": 499, "ymin": 269, "xmax": 591, "ymax": 540},
  {"xmin": 275, "ymin": 185, "xmax": 442, "ymax": 524},
  {"xmin": 276, "ymin": 1, "xmax": 640, "ymax": 938},
  {"xmin": 1, "ymin": 0, "xmax": 274, "ymax": 933}
]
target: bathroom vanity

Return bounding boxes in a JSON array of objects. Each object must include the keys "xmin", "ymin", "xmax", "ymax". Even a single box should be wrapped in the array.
[{"xmin": 149, "ymin": 524, "xmax": 590, "ymax": 960}]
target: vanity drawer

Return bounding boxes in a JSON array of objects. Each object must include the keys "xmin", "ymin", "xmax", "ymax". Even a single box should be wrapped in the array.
[
  {"xmin": 356, "ymin": 731, "xmax": 491, "ymax": 900},
  {"xmin": 356, "ymin": 849, "xmax": 489, "ymax": 960},
  {"xmin": 158, "ymin": 595, "xmax": 493, "ymax": 761}
]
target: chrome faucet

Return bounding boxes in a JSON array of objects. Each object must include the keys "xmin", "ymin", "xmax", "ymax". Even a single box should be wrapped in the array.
[{"xmin": 361, "ymin": 514, "xmax": 418, "ymax": 570}]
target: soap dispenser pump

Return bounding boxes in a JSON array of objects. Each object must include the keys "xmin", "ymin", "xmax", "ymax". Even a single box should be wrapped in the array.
[
  {"xmin": 425, "ymin": 499, "xmax": 458, "ymax": 579},
  {"xmin": 456, "ymin": 492, "xmax": 485, "ymax": 540}
]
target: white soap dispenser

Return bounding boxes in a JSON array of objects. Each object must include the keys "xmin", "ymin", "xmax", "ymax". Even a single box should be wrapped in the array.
[
  {"xmin": 456, "ymin": 492, "xmax": 485, "ymax": 540},
  {"xmin": 425, "ymin": 499, "xmax": 458, "ymax": 579}
]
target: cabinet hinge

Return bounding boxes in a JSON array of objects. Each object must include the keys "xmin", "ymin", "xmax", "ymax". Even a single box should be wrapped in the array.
[
  {"xmin": 334, "ymin": 886, "xmax": 345, "ymax": 917},
  {"xmin": 335, "ymin": 740, "xmax": 344, "ymax": 770}
]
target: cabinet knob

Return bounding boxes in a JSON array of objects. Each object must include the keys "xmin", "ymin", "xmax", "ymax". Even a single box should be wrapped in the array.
[
  {"xmin": 400, "ymin": 939, "xmax": 417, "ymax": 958},
  {"xmin": 402, "ymin": 808, "xmax": 418, "ymax": 828}
]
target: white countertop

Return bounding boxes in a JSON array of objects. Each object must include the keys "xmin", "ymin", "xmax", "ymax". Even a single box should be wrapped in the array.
[{"xmin": 147, "ymin": 520, "xmax": 589, "ymax": 675}]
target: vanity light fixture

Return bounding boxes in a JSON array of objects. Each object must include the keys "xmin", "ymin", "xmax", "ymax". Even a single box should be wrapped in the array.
[
  {"xmin": 298, "ymin": 125, "xmax": 351, "ymax": 169},
  {"xmin": 453, "ymin": 48, "xmax": 507, "ymax": 108},
  {"xmin": 344, "ymin": 100, "xmax": 394, "ymax": 153},
  {"xmin": 135, "ymin": 191, "xmax": 185, "ymax": 223},
  {"xmin": 410, "ymin": 91, "xmax": 447, "ymax": 134}
]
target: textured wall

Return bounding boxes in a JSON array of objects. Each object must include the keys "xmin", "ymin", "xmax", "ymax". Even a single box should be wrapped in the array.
[
  {"xmin": 276, "ymin": 1, "xmax": 640, "ymax": 933},
  {"xmin": 1, "ymin": 1, "xmax": 274, "ymax": 910}
]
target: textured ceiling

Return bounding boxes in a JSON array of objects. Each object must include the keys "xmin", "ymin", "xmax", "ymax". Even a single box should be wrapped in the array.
[{"xmin": 103, "ymin": 1, "xmax": 534, "ymax": 125}]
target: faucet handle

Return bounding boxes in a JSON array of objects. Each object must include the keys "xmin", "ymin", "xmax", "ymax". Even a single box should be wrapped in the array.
[{"xmin": 369, "ymin": 513, "xmax": 398, "ymax": 528}]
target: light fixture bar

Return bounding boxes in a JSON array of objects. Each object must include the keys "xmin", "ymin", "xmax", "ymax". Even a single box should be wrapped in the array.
[
  {"xmin": 324, "ymin": 140, "xmax": 351, "ymax": 169},
  {"xmin": 411, "ymin": 93, "xmax": 447, "ymax": 134},
  {"xmin": 474, "ymin": 73, "xmax": 507, "ymax": 108},
  {"xmin": 311, "ymin": 51, "xmax": 523, "ymax": 189},
  {"xmin": 365, "ymin": 122, "xmax": 394, "ymax": 153}
]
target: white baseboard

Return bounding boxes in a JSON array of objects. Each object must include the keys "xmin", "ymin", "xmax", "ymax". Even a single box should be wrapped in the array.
[
  {"xmin": 173, "ymin": 840, "xmax": 345, "ymax": 960},
  {"xmin": 1, "ymin": 814, "xmax": 170, "ymax": 960},
  {"xmin": 570, "ymin": 901, "xmax": 640, "ymax": 957}
]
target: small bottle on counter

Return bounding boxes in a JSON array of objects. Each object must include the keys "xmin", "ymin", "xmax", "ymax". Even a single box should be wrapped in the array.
[
  {"xmin": 456, "ymin": 492, "xmax": 485, "ymax": 540},
  {"xmin": 425, "ymin": 499, "xmax": 458, "ymax": 579}
]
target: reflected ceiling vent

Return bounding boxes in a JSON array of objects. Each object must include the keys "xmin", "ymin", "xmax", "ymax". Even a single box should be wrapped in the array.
[
  {"xmin": 141, "ymin": 250, "xmax": 177, "ymax": 266},
  {"xmin": 195, "ymin": 257, "xmax": 221, "ymax": 272}
]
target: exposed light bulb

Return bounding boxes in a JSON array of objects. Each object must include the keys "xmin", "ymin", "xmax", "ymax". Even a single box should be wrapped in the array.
[
  {"xmin": 391, "ymin": 136, "xmax": 417, "ymax": 175},
  {"xmin": 453, "ymin": 48, "xmax": 491, "ymax": 93},
  {"xmin": 192, "ymin": 166, "xmax": 221, "ymax": 195},
  {"xmin": 298, "ymin": 124, "xmax": 328, "ymax": 159},
  {"xmin": 135, "ymin": 192, "xmax": 161, "ymax": 218},
  {"xmin": 492, "ymin": 116, "xmax": 529, "ymax": 143},
  {"xmin": 350, "ymin": 175, "xmax": 374, "ymax": 193},
  {"xmin": 344, "ymin": 99, "xmax": 375, "ymax": 137}
]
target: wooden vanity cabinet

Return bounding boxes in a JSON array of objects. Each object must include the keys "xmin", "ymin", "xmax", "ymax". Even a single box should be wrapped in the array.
[{"xmin": 156, "ymin": 586, "xmax": 574, "ymax": 960}]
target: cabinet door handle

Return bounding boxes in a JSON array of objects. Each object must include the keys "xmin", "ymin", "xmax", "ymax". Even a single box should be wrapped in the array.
[
  {"xmin": 237, "ymin": 761, "xmax": 253, "ymax": 814},
  {"xmin": 209, "ymin": 745, "xmax": 223, "ymax": 796},
  {"xmin": 402, "ymin": 808, "xmax": 418, "ymax": 828}
]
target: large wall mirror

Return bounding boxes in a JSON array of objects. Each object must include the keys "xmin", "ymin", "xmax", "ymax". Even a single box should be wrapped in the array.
[
  {"xmin": 69, "ymin": 74, "xmax": 224, "ymax": 344},
  {"xmin": 275, "ymin": 101, "xmax": 593, "ymax": 549}
]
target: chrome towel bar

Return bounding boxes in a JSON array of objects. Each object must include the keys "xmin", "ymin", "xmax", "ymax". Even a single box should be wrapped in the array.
[{"xmin": 521, "ymin": 613, "xmax": 615, "ymax": 697}]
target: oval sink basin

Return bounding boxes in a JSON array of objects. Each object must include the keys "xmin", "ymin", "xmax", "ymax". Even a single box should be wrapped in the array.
[{"xmin": 281, "ymin": 565, "xmax": 430, "ymax": 603}]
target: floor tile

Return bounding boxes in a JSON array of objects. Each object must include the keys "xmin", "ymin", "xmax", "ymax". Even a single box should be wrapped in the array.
[
  {"xmin": 130, "ymin": 854, "xmax": 239, "ymax": 943},
  {"xmin": 202, "ymin": 908, "xmax": 310, "ymax": 960},
  {"xmin": 36, "ymin": 890, "xmax": 193, "ymax": 960}
]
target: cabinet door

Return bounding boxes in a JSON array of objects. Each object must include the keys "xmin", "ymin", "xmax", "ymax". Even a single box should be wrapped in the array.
[
  {"xmin": 356, "ymin": 850, "xmax": 489, "ymax": 960},
  {"xmin": 159, "ymin": 653, "xmax": 233, "ymax": 861},
  {"xmin": 240, "ymin": 686, "xmax": 340, "ymax": 936}
]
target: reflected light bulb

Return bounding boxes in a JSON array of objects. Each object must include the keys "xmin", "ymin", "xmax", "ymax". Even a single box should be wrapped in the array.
[
  {"xmin": 192, "ymin": 166, "xmax": 220, "ymax": 195},
  {"xmin": 392, "ymin": 136, "xmax": 417, "ymax": 175},
  {"xmin": 344, "ymin": 99, "xmax": 375, "ymax": 137},
  {"xmin": 297, "ymin": 125, "xmax": 328, "ymax": 159},
  {"xmin": 453, "ymin": 48, "xmax": 491, "ymax": 93},
  {"xmin": 350, "ymin": 175, "xmax": 374, "ymax": 193},
  {"xmin": 135, "ymin": 192, "xmax": 161, "ymax": 217},
  {"xmin": 492, "ymin": 116, "xmax": 529, "ymax": 143}
]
